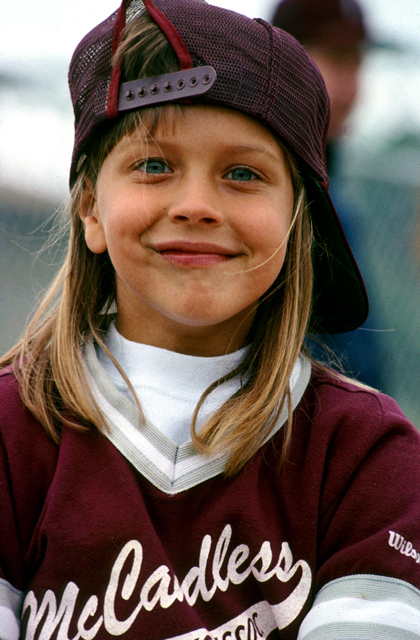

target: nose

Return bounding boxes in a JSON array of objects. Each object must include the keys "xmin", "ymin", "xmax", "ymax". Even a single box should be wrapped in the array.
[{"xmin": 167, "ymin": 175, "xmax": 223, "ymax": 226}]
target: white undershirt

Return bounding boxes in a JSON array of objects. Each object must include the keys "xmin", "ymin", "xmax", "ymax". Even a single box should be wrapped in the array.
[{"xmin": 96, "ymin": 323, "xmax": 249, "ymax": 445}]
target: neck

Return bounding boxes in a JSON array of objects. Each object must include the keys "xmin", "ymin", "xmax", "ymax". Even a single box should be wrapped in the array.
[
  {"xmin": 115, "ymin": 318, "xmax": 252, "ymax": 357},
  {"xmin": 115, "ymin": 300, "xmax": 256, "ymax": 357}
]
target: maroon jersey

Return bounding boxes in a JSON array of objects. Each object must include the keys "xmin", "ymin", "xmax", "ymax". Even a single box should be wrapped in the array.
[{"xmin": 1, "ymin": 353, "xmax": 420, "ymax": 639}]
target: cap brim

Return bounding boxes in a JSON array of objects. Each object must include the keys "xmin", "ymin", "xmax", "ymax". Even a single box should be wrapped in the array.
[{"xmin": 305, "ymin": 172, "xmax": 369, "ymax": 334}]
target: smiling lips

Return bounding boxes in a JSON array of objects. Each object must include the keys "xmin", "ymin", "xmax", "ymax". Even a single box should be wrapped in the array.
[{"xmin": 151, "ymin": 241, "xmax": 238, "ymax": 267}]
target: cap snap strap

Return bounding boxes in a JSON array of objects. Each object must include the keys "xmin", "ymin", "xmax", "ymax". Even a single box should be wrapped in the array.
[{"xmin": 118, "ymin": 66, "xmax": 217, "ymax": 112}]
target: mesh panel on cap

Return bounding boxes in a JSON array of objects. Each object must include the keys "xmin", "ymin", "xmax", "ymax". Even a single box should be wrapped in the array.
[
  {"xmin": 259, "ymin": 19, "xmax": 328, "ymax": 185},
  {"xmin": 126, "ymin": 0, "xmax": 147, "ymax": 23},
  {"xmin": 69, "ymin": 0, "xmax": 148, "ymax": 179},
  {"xmin": 70, "ymin": 11, "xmax": 116, "ymax": 158}
]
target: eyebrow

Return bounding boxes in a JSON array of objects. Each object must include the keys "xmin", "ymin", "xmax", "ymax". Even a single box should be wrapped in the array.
[
  {"xmin": 217, "ymin": 144, "xmax": 282, "ymax": 162},
  {"xmin": 124, "ymin": 136, "xmax": 283, "ymax": 162}
]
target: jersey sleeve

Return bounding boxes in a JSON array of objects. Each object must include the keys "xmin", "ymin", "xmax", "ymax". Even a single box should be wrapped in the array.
[
  {"xmin": 298, "ymin": 381, "xmax": 420, "ymax": 638},
  {"xmin": 0, "ymin": 370, "xmax": 58, "ymax": 639},
  {"xmin": 0, "ymin": 428, "xmax": 25, "ymax": 639},
  {"xmin": 298, "ymin": 575, "xmax": 420, "ymax": 639},
  {"xmin": 0, "ymin": 579, "xmax": 23, "ymax": 640}
]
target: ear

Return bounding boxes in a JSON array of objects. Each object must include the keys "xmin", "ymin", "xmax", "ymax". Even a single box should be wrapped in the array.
[{"xmin": 79, "ymin": 178, "xmax": 108, "ymax": 254}]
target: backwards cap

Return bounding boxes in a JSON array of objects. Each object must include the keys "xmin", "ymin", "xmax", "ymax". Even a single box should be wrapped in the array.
[{"xmin": 68, "ymin": 0, "xmax": 368, "ymax": 334}]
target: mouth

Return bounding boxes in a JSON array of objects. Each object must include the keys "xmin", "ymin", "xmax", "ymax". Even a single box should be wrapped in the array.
[{"xmin": 150, "ymin": 240, "xmax": 239, "ymax": 267}]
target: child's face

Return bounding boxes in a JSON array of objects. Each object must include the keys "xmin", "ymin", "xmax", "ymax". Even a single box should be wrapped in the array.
[{"xmin": 82, "ymin": 105, "xmax": 294, "ymax": 355}]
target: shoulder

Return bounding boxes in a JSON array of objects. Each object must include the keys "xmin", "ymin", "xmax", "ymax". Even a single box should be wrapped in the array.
[
  {"xmin": 0, "ymin": 365, "xmax": 28, "ymax": 423},
  {"xmin": 304, "ymin": 364, "xmax": 412, "ymax": 432},
  {"xmin": 0, "ymin": 362, "xmax": 24, "ymax": 389},
  {"xmin": 0, "ymin": 363, "xmax": 19, "ymax": 388},
  {"xmin": 0, "ymin": 365, "xmax": 58, "ymax": 470},
  {"xmin": 290, "ymin": 363, "xmax": 420, "ymax": 473},
  {"xmin": 0, "ymin": 365, "xmax": 35, "ymax": 428}
]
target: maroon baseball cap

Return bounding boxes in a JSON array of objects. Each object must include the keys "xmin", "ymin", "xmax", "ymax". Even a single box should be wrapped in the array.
[
  {"xmin": 68, "ymin": 0, "xmax": 368, "ymax": 334},
  {"xmin": 271, "ymin": 0, "xmax": 367, "ymax": 48}
]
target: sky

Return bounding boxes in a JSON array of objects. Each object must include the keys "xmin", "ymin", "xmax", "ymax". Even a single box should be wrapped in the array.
[{"xmin": 1, "ymin": 0, "xmax": 420, "ymax": 199}]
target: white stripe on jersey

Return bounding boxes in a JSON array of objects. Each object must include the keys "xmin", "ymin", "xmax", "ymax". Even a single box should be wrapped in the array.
[
  {"xmin": 298, "ymin": 574, "xmax": 420, "ymax": 639},
  {"xmin": 0, "ymin": 578, "xmax": 23, "ymax": 640}
]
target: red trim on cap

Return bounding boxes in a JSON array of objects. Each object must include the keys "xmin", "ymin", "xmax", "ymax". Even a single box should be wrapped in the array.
[
  {"xmin": 143, "ymin": 0, "xmax": 193, "ymax": 70},
  {"xmin": 107, "ymin": 0, "xmax": 127, "ymax": 119}
]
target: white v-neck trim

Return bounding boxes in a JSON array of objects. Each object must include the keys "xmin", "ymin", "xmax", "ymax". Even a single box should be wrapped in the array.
[
  {"xmin": 95, "ymin": 323, "xmax": 250, "ymax": 445},
  {"xmin": 83, "ymin": 341, "xmax": 311, "ymax": 494}
]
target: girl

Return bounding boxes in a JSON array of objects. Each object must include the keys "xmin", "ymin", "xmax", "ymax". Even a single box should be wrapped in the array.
[{"xmin": 1, "ymin": 1, "xmax": 420, "ymax": 638}]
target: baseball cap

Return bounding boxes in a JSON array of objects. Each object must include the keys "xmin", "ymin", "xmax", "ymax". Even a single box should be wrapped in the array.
[
  {"xmin": 271, "ymin": 0, "xmax": 368, "ymax": 49},
  {"xmin": 68, "ymin": 0, "xmax": 368, "ymax": 334}
]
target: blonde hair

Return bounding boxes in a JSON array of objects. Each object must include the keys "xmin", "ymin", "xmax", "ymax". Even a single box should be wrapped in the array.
[{"xmin": 0, "ymin": 12, "xmax": 313, "ymax": 475}]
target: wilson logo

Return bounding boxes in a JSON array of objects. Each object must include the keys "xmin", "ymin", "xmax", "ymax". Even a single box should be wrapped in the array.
[{"xmin": 388, "ymin": 531, "xmax": 420, "ymax": 564}]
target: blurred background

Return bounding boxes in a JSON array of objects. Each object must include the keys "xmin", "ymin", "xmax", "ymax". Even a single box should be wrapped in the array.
[{"xmin": 1, "ymin": 0, "xmax": 420, "ymax": 426}]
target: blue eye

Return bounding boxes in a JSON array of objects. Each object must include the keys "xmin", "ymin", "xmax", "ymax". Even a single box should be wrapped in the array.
[
  {"xmin": 226, "ymin": 167, "xmax": 257, "ymax": 181},
  {"xmin": 138, "ymin": 159, "xmax": 170, "ymax": 174}
]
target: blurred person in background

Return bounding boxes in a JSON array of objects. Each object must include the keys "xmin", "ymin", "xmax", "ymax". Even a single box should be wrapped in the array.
[{"xmin": 271, "ymin": 0, "xmax": 385, "ymax": 390}]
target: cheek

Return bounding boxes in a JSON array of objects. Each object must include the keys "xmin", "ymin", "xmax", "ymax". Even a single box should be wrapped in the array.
[
  {"xmin": 252, "ymin": 206, "xmax": 293, "ymax": 257},
  {"xmin": 260, "ymin": 241, "xmax": 289, "ymax": 288},
  {"xmin": 100, "ymin": 199, "xmax": 153, "ymax": 247},
  {"xmin": 248, "ymin": 225, "xmax": 291, "ymax": 295},
  {"xmin": 253, "ymin": 204, "xmax": 293, "ymax": 284}
]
